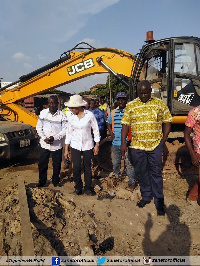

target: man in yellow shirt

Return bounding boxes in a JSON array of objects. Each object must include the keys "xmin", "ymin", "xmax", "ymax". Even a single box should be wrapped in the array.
[
  {"xmin": 121, "ymin": 80, "xmax": 172, "ymax": 216},
  {"xmin": 98, "ymin": 96, "xmax": 110, "ymax": 118}
]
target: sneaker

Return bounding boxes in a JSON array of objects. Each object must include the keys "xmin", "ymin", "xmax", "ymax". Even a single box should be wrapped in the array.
[{"xmin": 136, "ymin": 199, "xmax": 151, "ymax": 208}]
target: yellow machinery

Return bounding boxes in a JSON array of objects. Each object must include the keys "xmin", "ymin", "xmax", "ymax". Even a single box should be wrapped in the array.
[
  {"xmin": 0, "ymin": 44, "xmax": 137, "ymax": 127},
  {"xmin": 1, "ymin": 32, "xmax": 200, "ymax": 127}
]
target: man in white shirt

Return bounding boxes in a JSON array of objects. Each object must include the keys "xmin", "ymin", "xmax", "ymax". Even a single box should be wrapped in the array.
[{"xmin": 36, "ymin": 95, "xmax": 68, "ymax": 187}]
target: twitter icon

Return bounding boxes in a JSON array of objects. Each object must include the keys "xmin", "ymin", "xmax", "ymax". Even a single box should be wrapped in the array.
[{"xmin": 97, "ymin": 257, "xmax": 106, "ymax": 265}]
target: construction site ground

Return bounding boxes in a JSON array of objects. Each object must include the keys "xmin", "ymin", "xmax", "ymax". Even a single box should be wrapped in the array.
[{"xmin": 0, "ymin": 136, "xmax": 200, "ymax": 261}]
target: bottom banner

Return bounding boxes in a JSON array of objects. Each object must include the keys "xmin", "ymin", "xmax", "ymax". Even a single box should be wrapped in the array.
[{"xmin": 0, "ymin": 256, "xmax": 200, "ymax": 265}]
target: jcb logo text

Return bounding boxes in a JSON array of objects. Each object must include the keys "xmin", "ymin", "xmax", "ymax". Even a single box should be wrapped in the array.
[{"xmin": 67, "ymin": 58, "xmax": 94, "ymax": 76}]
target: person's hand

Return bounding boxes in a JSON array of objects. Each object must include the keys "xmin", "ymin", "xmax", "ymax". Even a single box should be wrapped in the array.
[
  {"xmin": 44, "ymin": 136, "xmax": 54, "ymax": 144},
  {"xmin": 120, "ymin": 143, "xmax": 127, "ymax": 156},
  {"xmin": 49, "ymin": 136, "xmax": 54, "ymax": 144},
  {"xmin": 191, "ymin": 153, "xmax": 200, "ymax": 167},
  {"xmin": 64, "ymin": 149, "xmax": 70, "ymax": 160},
  {"xmin": 44, "ymin": 137, "xmax": 51, "ymax": 144},
  {"xmin": 110, "ymin": 132, "xmax": 115, "ymax": 140},
  {"xmin": 162, "ymin": 137, "xmax": 167, "ymax": 143},
  {"xmin": 93, "ymin": 144, "xmax": 99, "ymax": 156}
]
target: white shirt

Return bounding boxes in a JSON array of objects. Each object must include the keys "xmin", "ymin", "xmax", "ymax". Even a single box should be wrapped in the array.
[
  {"xmin": 62, "ymin": 107, "xmax": 73, "ymax": 121},
  {"xmin": 65, "ymin": 109, "xmax": 100, "ymax": 151},
  {"xmin": 36, "ymin": 108, "xmax": 68, "ymax": 151}
]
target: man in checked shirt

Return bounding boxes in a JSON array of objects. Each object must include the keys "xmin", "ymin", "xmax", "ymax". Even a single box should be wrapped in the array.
[
  {"xmin": 121, "ymin": 80, "xmax": 172, "ymax": 216},
  {"xmin": 36, "ymin": 95, "xmax": 68, "ymax": 187}
]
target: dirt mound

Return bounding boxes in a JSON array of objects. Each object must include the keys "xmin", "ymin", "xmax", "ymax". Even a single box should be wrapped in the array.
[{"xmin": 0, "ymin": 141, "xmax": 200, "ymax": 257}]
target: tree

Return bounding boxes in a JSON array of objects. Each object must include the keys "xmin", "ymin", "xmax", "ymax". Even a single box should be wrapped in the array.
[
  {"xmin": 105, "ymin": 74, "xmax": 130, "ymax": 101},
  {"xmin": 79, "ymin": 74, "xmax": 130, "ymax": 103}
]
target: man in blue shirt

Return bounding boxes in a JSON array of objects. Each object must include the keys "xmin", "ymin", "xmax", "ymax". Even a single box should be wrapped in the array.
[
  {"xmin": 107, "ymin": 92, "xmax": 136, "ymax": 188},
  {"xmin": 89, "ymin": 99, "xmax": 107, "ymax": 140}
]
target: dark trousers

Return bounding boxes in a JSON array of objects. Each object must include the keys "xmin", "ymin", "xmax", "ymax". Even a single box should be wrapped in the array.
[
  {"xmin": 130, "ymin": 141, "xmax": 164, "ymax": 207},
  {"xmin": 71, "ymin": 147, "xmax": 93, "ymax": 191},
  {"xmin": 38, "ymin": 147, "xmax": 62, "ymax": 185}
]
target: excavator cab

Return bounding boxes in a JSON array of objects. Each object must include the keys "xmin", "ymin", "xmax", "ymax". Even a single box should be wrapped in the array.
[{"xmin": 132, "ymin": 34, "xmax": 200, "ymax": 123}]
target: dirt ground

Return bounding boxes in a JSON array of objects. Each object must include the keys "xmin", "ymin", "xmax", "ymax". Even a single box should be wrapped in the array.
[{"xmin": 0, "ymin": 137, "xmax": 200, "ymax": 260}]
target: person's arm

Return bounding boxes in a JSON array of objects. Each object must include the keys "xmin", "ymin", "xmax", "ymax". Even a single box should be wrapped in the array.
[
  {"xmin": 53, "ymin": 114, "xmax": 68, "ymax": 141},
  {"xmin": 106, "ymin": 122, "xmax": 114, "ymax": 140},
  {"xmin": 36, "ymin": 117, "xmax": 52, "ymax": 144},
  {"xmin": 106, "ymin": 106, "xmax": 111, "ymax": 117},
  {"xmin": 106, "ymin": 113, "xmax": 115, "ymax": 140},
  {"xmin": 36, "ymin": 118, "xmax": 45, "ymax": 139},
  {"xmin": 162, "ymin": 122, "xmax": 171, "ymax": 143},
  {"xmin": 184, "ymin": 126, "xmax": 199, "ymax": 167},
  {"xmin": 91, "ymin": 113, "xmax": 100, "ymax": 155},
  {"xmin": 64, "ymin": 144, "xmax": 70, "ymax": 160},
  {"xmin": 121, "ymin": 124, "xmax": 129, "ymax": 155},
  {"xmin": 93, "ymin": 142, "xmax": 99, "ymax": 156},
  {"xmin": 65, "ymin": 117, "xmax": 73, "ymax": 145}
]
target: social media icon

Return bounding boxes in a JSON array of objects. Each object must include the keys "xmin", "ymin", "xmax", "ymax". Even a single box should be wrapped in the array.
[
  {"xmin": 97, "ymin": 257, "xmax": 106, "ymax": 265},
  {"xmin": 52, "ymin": 257, "xmax": 60, "ymax": 265},
  {"xmin": 143, "ymin": 256, "xmax": 151, "ymax": 265}
]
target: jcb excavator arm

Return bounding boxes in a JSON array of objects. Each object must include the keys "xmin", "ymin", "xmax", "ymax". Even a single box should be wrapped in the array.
[{"xmin": 0, "ymin": 44, "xmax": 136, "ymax": 127}]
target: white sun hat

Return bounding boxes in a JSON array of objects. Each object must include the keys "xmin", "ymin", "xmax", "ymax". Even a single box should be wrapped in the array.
[{"xmin": 65, "ymin": 95, "xmax": 87, "ymax": 107}]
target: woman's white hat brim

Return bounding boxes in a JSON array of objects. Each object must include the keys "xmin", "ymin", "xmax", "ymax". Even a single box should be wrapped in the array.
[{"xmin": 64, "ymin": 95, "xmax": 87, "ymax": 107}]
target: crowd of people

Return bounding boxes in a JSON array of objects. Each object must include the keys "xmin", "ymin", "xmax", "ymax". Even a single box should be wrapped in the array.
[{"xmin": 35, "ymin": 80, "xmax": 200, "ymax": 217}]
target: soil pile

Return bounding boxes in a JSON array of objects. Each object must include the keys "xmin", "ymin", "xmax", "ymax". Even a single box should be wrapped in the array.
[{"xmin": 0, "ymin": 141, "xmax": 200, "ymax": 257}]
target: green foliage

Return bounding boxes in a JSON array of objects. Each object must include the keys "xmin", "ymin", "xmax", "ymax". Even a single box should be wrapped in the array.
[
  {"xmin": 79, "ymin": 91, "xmax": 91, "ymax": 96},
  {"xmin": 79, "ymin": 74, "xmax": 130, "ymax": 102},
  {"xmin": 106, "ymin": 74, "xmax": 130, "ymax": 100}
]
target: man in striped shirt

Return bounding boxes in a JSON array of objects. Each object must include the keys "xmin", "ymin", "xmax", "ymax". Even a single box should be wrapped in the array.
[
  {"xmin": 121, "ymin": 80, "xmax": 172, "ymax": 216},
  {"xmin": 107, "ymin": 92, "xmax": 136, "ymax": 188}
]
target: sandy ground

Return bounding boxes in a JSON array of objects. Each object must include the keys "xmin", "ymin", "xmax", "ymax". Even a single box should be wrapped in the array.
[{"xmin": 0, "ymin": 138, "xmax": 200, "ymax": 261}]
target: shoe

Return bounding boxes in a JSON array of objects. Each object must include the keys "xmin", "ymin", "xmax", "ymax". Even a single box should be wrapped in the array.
[
  {"xmin": 52, "ymin": 178, "xmax": 60, "ymax": 187},
  {"xmin": 157, "ymin": 206, "xmax": 165, "ymax": 216},
  {"xmin": 75, "ymin": 189, "xmax": 82, "ymax": 195},
  {"xmin": 93, "ymin": 175, "xmax": 102, "ymax": 180},
  {"xmin": 52, "ymin": 182, "xmax": 59, "ymax": 187},
  {"xmin": 136, "ymin": 199, "xmax": 151, "ymax": 208},
  {"xmin": 36, "ymin": 183, "xmax": 46, "ymax": 188},
  {"xmin": 84, "ymin": 189, "xmax": 96, "ymax": 196}
]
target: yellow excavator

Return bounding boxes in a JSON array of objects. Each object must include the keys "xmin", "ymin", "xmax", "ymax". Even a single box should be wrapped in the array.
[
  {"xmin": 0, "ymin": 43, "xmax": 136, "ymax": 127},
  {"xmin": 1, "ymin": 32, "xmax": 200, "ymax": 127}
]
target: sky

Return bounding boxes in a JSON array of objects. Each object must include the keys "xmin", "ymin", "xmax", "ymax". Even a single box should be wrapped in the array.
[{"xmin": 1, "ymin": 0, "xmax": 200, "ymax": 94}]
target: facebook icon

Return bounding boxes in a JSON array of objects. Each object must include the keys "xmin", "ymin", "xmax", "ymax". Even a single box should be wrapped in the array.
[{"xmin": 52, "ymin": 257, "xmax": 60, "ymax": 265}]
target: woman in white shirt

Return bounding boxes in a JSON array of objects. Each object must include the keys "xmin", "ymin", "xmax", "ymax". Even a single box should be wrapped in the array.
[{"xmin": 64, "ymin": 95, "xmax": 100, "ymax": 196}]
